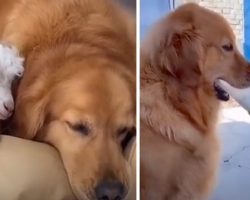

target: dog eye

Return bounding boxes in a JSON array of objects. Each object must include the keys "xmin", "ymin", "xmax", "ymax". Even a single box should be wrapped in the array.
[
  {"xmin": 67, "ymin": 122, "xmax": 89, "ymax": 135},
  {"xmin": 222, "ymin": 44, "xmax": 233, "ymax": 51},
  {"xmin": 118, "ymin": 127, "xmax": 136, "ymax": 151}
]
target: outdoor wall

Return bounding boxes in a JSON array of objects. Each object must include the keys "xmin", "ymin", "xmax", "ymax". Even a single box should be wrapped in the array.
[{"xmin": 176, "ymin": 0, "xmax": 244, "ymax": 51}]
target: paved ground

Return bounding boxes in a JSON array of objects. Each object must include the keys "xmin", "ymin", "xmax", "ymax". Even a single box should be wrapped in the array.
[{"xmin": 209, "ymin": 107, "xmax": 250, "ymax": 200}]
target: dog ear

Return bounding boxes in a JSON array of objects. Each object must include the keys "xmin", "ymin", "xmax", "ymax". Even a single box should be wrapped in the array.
[
  {"xmin": 151, "ymin": 23, "xmax": 203, "ymax": 86},
  {"xmin": 14, "ymin": 95, "xmax": 48, "ymax": 139}
]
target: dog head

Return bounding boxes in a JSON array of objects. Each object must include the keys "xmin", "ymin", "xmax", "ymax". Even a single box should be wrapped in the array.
[
  {"xmin": 14, "ymin": 47, "xmax": 136, "ymax": 200},
  {"xmin": 144, "ymin": 3, "xmax": 250, "ymax": 101}
]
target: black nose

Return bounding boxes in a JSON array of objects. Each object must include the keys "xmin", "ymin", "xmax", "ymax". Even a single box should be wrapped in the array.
[{"xmin": 95, "ymin": 180, "xmax": 126, "ymax": 200}]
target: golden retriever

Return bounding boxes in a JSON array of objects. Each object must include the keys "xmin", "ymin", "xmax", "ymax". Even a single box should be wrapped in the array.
[
  {"xmin": 0, "ymin": 0, "xmax": 136, "ymax": 200},
  {"xmin": 140, "ymin": 3, "xmax": 250, "ymax": 200}
]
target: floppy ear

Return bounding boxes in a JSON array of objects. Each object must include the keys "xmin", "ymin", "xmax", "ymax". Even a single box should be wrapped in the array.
[
  {"xmin": 152, "ymin": 23, "xmax": 203, "ymax": 86},
  {"xmin": 14, "ymin": 95, "xmax": 48, "ymax": 140}
]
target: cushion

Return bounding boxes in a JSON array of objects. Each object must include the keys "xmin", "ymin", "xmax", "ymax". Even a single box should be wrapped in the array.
[
  {"xmin": 0, "ymin": 135, "xmax": 75, "ymax": 200},
  {"xmin": 0, "ymin": 135, "xmax": 136, "ymax": 200}
]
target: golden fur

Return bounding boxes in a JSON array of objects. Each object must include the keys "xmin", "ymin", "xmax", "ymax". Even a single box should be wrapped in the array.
[
  {"xmin": 140, "ymin": 3, "xmax": 250, "ymax": 200},
  {"xmin": 0, "ymin": 0, "xmax": 136, "ymax": 199}
]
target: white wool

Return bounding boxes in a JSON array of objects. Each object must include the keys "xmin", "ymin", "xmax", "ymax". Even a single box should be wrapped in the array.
[
  {"xmin": 218, "ymin": 80, "xmax": 250, "ymax": 112},
  {"xmin": 0, "ymin": 44, "xmax": 24, "ymax": 120},
  {"xmin": 0, "ymin": 44, "xmax": 24, "ymax": 79}
]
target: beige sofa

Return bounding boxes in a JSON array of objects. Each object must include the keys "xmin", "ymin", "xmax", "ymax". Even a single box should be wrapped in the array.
[{"xmin": 0, "ymin": 135, "xmax": 136, "ymax": 200}]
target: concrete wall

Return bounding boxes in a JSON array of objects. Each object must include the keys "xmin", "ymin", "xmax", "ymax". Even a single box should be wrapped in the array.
[{"xmin": 176, "ymin": 0, "xmax": 244, "ymax": 51}]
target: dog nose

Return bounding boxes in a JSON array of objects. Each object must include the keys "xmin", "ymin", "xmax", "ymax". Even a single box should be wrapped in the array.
[{"xmin": 95, "ymin": 180, "xmax": 126, "ymax": 200}]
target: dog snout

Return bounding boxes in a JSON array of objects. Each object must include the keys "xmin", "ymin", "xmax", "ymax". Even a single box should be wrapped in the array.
[{"xmin": 95, "ymin": 180, "xmax": 126, "ymax": 200}]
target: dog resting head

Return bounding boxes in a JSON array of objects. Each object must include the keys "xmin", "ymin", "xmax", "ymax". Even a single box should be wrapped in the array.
[
  {"xmin": 142, "ymin": 3, "xmax": 250, "ymax": 100},
  {"xmin": 14, "ymin": 45, "xmax": 136, "ymax": 200},
  {"xmin": 4, "ymin": 0, "xmax": 136, "ymax": 199}
]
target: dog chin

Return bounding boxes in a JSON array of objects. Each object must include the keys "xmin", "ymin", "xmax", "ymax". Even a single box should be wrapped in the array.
[{"xmin": 213, "ymin": 80, "xmax": 230, "ymax": 101}]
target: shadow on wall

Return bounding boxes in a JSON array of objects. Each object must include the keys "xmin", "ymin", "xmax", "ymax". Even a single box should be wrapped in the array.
[{"xmin": 209, "ymin": 121, "xmax": 250, "ymax": 200}]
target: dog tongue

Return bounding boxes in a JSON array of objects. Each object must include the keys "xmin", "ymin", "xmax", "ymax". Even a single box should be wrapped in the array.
[
  {"xmin": 214, "ymin": 80, "xmax": 230, "ymax": 101},
  {"xmin": 217, "ymin": 80, "xmax": 250, "ymax": 111}
]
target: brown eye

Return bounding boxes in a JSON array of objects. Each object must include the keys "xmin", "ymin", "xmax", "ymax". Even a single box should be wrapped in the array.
[
  {"xmin": 222, "ymin": 44, "xmax": 233, "ymax": 51},
  {"xmin": 118, "ymin": 127, "xmax": 136, "ymax": 151},
  {"xmin": 67, "ymin": 122, "xmax": 89, "ymax": 135}
]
